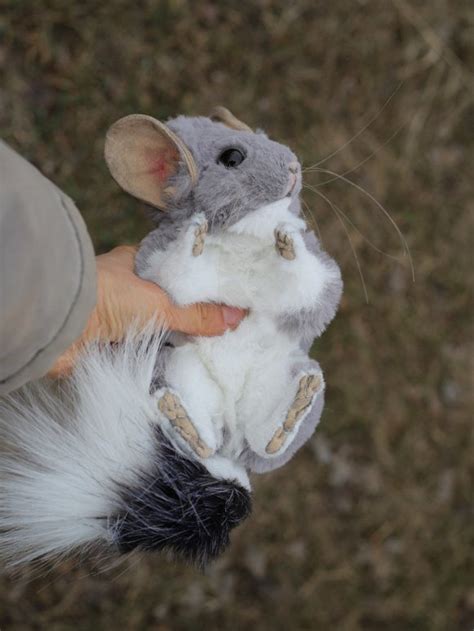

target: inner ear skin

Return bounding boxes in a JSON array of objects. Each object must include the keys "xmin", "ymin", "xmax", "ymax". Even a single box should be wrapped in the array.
[{"xmin": 146, "ymin": 147, "xmax": 178, "ymax": 183}]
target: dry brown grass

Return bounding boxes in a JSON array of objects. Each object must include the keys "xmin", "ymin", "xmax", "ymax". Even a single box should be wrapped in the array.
[{"xmin": 0, "ymin": 1, "xmax": 473, "ymax": 629}]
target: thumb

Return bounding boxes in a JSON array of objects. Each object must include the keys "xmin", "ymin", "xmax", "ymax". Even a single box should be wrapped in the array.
[{"xmin": 167, "ymin": 302, "xmax": 247, "ymax": 336}]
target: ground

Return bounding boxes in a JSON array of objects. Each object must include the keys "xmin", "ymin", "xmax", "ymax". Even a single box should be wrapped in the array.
[{"xmin": 0, "ymin": 1, "xmax": 472, "ymax": 629}]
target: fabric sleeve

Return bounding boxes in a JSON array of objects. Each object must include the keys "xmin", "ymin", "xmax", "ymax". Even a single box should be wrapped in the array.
[{"xmin": 0, "ymin": 140, "xmax": 96, "ymax": 395}]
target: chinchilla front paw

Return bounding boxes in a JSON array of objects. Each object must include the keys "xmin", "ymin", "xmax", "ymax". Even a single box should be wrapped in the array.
[
  {"xmin": 274, "ymin": 223, "xmax": 304, "ymax": 261},
  {"xmin": 189, "ymin": 214, "xmax": 208, "ymax": 257}
]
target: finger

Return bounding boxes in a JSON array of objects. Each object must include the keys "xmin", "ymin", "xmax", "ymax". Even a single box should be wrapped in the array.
[
  {"xmin": 168, "ymin": 302, "xmax": 247, "ymax": 336},
  {"xmin": 97, "ymin": 245, "xmax": 138, "ymax": 271},
  {"xmin": 121, "ymin": 278, "xmax": 175, "ymax": 331},
  {"xmin": 46, "ymin": 345, "xmax": 79, "ymax": 379}
]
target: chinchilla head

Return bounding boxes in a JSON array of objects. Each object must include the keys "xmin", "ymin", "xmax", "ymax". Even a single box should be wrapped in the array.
[{"xmin": 104, "ymin": 107, "xmax": 302, "ymax": 230}]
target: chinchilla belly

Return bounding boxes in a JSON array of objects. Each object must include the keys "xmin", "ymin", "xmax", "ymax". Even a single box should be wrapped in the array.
[{"xmin": 193, "ymin": 312, "xmax": 296, "ymax": 403}]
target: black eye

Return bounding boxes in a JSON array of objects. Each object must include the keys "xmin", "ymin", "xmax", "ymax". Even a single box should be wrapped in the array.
[{"xmin": 218, "ymin": 148, "xmax": 245, "ymax": 168}]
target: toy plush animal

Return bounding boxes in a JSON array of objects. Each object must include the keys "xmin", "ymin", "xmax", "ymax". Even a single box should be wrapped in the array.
[{"xmin": 0, "ymin": 108, "xmax": 342, "ymax": 567}]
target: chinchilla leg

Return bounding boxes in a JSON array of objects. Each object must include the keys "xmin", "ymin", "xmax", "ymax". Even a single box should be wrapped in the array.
[
  {"xmin": 265, "ymin": 372, "xmax": 323, "ymax": 455},
  {"xmin": 157, "ymin": 389, "xmax": 214, "ymax": 459}
]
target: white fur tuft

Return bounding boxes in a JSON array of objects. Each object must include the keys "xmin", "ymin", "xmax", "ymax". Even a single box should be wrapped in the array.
[{"xmin": 0, "ymin": 325, "xmax": 165, "ymax": 565}]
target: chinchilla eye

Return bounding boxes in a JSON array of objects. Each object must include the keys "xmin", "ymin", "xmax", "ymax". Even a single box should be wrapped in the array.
[{"xmin": 218, "ymin": 148, "xmax": 245, "ymax": 168}]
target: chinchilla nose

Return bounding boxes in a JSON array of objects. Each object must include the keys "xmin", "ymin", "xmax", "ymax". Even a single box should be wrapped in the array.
[{"xmin": 288, "ymin": 161, "xmax": 299, "ymax": 174}]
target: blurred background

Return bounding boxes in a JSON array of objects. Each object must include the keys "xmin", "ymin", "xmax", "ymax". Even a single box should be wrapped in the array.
[{"xmin": 0, "ymin": 1, "xmax": 472, "ymax": 629}]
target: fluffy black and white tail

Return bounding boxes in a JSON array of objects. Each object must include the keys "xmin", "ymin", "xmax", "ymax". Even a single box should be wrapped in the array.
[{"xmin": 0, "ymin": 330, "xmax": 251, "ymax": 567}]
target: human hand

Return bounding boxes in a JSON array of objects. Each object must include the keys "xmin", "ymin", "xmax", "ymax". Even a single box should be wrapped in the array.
[{"xmin": 48, "ymin": 245, "xmax": 246, "ymax": 378}]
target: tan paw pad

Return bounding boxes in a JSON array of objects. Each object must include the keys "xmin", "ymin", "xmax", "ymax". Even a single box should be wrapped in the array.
[
  {"xmin": 265, "ymin": 373, "xmax": 321, "ymax": 454},
  {"xmin": 192, "ymin": 220, "xmax": 208, "ymax": 256},
  {"xmin": 158, "ymin": 391, "xmax": 213, "ymax": 458},
  {"xmin": 283, "ymin": 374, "xmax": 321, "ymax": 431},
  {"xmin": 265, "ymin": 427, "xmax": 288, "ymax": 455},
  {"xmin": 275, "ymin": 229, "xmax": 296, "ymax": 260}
]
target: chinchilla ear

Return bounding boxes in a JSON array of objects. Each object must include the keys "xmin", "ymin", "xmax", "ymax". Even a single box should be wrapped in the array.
[
  {"xmin": 210, "ymin": 106, "xmax": 253, "ymax": 132},
  {"xmin": 104, "ymin": 114, "xmax": 197, "ymax": 209}
]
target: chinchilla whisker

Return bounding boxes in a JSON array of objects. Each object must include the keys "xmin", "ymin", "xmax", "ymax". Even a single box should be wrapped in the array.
[
  {"xmin": 299, "ymin": 196, "xmax": 311, "ymax": 223},
  {"xmin": 210, "ymin": 204, "xmax": 219, "ymax": 231},
  {"xmin": 305, "ymin": 168, "xmax": 415, "ymax": 281},
  {"xmin": 303, "ymin": 82, "xmax": 403, "ymax": 170},
  {"xmin": 301, "ymin": 196, "xmax": 323, "ymax": 245},
  {"xmin": 303, "ymin": 184, "xmax": 402, "ymax": 263},
  {"xmin": 304, "ymin": 122, "xmax": 407, "ymax": 186},
  {"xmin": 107, "ymin": 553, "xmax": 143, "ymax": 583},
  {"xmin": 303, "ymin": 184, "xmax": 369, "ymax": 303},
  {"xmin": 224, "ymin": 198, "xmax": 241, "ymax": 229}
]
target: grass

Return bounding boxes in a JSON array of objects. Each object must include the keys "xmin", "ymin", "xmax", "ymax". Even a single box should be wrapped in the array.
[{"xmin": 0, "ymin": 0, "xmax": 473, "ymax": 629}]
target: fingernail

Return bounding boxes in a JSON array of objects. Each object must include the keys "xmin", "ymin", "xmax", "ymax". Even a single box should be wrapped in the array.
[{"xmin": 223, "ymin": 306, "xmax": 245, "ymax": 329}]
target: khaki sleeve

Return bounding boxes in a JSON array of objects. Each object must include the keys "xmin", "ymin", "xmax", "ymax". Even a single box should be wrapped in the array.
[{"xmin": 0, "ymin": 140, "xmax": 96, "ymax": 395}]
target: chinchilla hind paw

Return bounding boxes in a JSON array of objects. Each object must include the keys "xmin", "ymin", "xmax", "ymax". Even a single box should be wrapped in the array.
[
  {"xmin": 192, "ymin": 219, "xmax": 208, "ymax": 256},
  {"xmin": 156, "ymin": 389, "xmax": 214, "ymax": 459},
  {"xmin": 111, "ymin": 430, "xmax": 251, "ymax": 566},
  {"xmin": 266, "ymin": 372, "xmax": 323, "ymax": 455}
]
